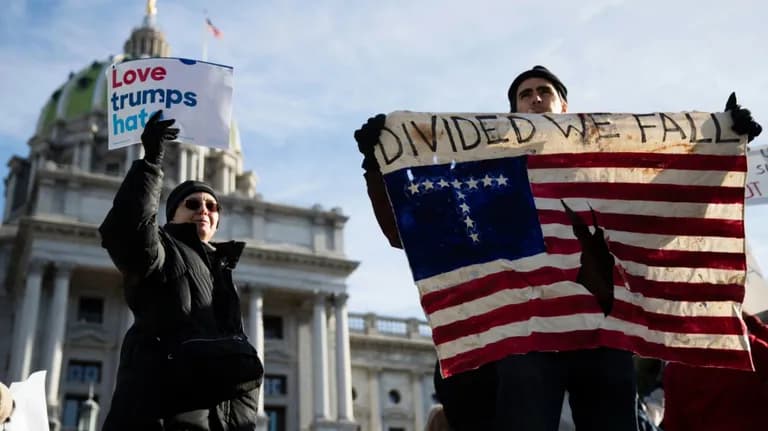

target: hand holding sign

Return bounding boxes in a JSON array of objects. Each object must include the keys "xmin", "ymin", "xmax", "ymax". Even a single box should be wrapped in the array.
[
  {"xmin": 141, "ymin": 110, "xmax": 178, "ymax": 165},
  {"xmin": 725, "ymin": 92, "xmax": 762, "ymax": 142}
]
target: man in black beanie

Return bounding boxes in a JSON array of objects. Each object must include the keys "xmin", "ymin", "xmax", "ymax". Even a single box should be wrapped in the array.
[{"xmin": 99, "ymin": 110, "xmax": 263, "ymax": 430}]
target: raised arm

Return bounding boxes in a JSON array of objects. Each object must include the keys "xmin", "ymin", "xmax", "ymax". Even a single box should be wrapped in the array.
[
  {"xmin": 98, "ymin": 110, "xmax": 179, "ymax": 277},
  {"xmin": 355, "ymin": 114, "xmax": 403, "ymax": 249}
]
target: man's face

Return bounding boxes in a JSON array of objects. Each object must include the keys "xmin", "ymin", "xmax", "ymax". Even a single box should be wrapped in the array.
[
  {"xmin": 515, "ymin": 77, "xmax": 568, "ymax": 114},
  {"xmin": 171, "ymin": 192, "xmax": 219, "ymax": 242}
]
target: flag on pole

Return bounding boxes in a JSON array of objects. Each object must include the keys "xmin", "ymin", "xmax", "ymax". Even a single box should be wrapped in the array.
[
  {"xmin": 206, "ymin": 17, "xmax": 223, "ymax": 39},
  {"xmin": 375, "ymin": 111, "xmax": 752, "ymax": 378}
]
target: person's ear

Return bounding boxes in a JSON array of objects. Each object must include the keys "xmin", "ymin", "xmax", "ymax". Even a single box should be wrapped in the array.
[{"xmin": 561, "ymin": 100, "xmax": 568, "ymax": 113}]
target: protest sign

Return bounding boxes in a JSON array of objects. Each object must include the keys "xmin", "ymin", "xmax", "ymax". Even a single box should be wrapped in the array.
[
  {"xmin": 374, "ymin": 111, "xmax": 750, "ymax": 377},
  {"xmin": 107, "ymin": 57, "xmax": 233, "ymax": 150},
  {"xmin": 5, "ymin": 371, "xmax": 48, "ymax": 431},
  {"xmin": 746, "ymin": 145, "xmax": 768, "ymax": 205}
]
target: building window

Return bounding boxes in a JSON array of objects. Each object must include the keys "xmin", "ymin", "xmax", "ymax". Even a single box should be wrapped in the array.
[
  {"xmin": 105, "ymin": 162, "xmax": 121, "ymax": 176},
  {"xmin": 61, "ymin": 394, "xmax": 98, "ymax": 429},
  {"xmin": 264, "ymin": 375, "xmax": 287, "ymax": 397},
  {"xmin": 77, "ymin": 297, "xmax": 103, "ymax": 323},
  {"xmin": 388, "ymin": 389, "xmax": 401, "ymax": 404},
  {"xmin": 352, "ymin": 387, "xmax": 357, "ymax": 401},
  {"xmin": 388, "ymin": 428, "xmax": 406, "ymax": 431},
  {"xmin": 66, "ymin": 360, "xmax": 101, "ymax": 384},
  {"xmin": 264, "ymin": 315, "xmax": 283, "ymax": 339},
  {"xmin": 265, "ymin": 406, "xmax": 286, "ymax": 431}
]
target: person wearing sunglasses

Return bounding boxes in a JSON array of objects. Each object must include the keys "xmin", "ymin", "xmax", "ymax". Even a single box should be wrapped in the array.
[{"xmin": 99, "ymin": 110, "xmax": 263, "ymax": 431}]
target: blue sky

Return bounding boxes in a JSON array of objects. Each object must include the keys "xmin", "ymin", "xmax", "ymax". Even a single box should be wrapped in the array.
[{"xmin": 1, "ymin": 0, "xmax": 767, "ymax": 318}]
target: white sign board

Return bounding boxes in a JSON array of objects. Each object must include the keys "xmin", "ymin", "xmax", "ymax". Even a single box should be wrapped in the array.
[
  {"xmin": 5, "ymin": 371, "xmax": 49, "ymax": 431},
  {"xmin": 746, "ymin": 144, "xmax": 768, "ymax": 205},
  {"xmin": 107, "ymin": 57, "xmax": 233, "ymax": 150}
]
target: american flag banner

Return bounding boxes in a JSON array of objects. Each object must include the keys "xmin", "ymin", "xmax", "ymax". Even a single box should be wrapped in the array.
[{"xmin": 374, "ymin": 111, "xmax": 751, "ymax": 378}]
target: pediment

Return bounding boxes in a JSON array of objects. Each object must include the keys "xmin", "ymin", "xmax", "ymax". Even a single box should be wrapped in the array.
[{"xmin": 67, "ymin": 326, "xmax": 112, "ymax": 347}]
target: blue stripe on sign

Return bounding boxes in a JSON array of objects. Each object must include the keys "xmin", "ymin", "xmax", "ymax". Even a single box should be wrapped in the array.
[{"xmin": 384, "ymin": 156, "xmax": 546, "ymax": 281}]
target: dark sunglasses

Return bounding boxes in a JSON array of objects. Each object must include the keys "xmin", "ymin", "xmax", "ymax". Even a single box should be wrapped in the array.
[{"xmin": 183, "ymin": 198, "xmax": 220, "ymax": 212}]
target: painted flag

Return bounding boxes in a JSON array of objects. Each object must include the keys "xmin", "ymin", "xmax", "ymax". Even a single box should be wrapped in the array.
[
  {"xmin": 206, "ymin": 17, "xmax": 223, "ymax": 39},
  {"xmin": 376, "ymin": 111, "xmax": 752, "ymax": 378}
]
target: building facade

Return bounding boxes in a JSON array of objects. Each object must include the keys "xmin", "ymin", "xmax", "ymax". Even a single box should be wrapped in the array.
[{"xmin": 0, "ymin": 5, "xmax": 438, "ymax": 431}]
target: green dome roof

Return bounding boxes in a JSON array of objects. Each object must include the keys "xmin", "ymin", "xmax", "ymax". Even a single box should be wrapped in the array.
[{"xmin": 35, "ymin": 57, "xmax": 116, "ymax": 135}]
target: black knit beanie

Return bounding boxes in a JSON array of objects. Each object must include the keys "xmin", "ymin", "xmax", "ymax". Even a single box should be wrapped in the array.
[
  {"xmin": 507, "ymin": 65, "xmax": 568, "ymax": 112},
  {"xmin": 166, "ymin": 180, "xmax": 220, "ymax": 223}
]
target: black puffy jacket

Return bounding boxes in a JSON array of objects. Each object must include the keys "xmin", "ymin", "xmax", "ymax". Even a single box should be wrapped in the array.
[{"xmin": 99, "ymin": 160, "xmax": 259, "ymax": 431}]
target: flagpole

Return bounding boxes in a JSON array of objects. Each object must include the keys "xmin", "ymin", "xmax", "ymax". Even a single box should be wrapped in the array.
[{"xmin": 201, "ymin": 20, "xmax": 208, "ymax": 61}]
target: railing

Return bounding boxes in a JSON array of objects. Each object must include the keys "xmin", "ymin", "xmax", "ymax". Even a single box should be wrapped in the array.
[{"xmin": 349, "ymin": 312, "xmax": 432, "ymax": 339}]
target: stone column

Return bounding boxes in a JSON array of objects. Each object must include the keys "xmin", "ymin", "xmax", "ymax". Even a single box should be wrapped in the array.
[
  {"xmin": 43, "ymin": 263, "xmax": 73, "ymax": 411},
  {"xmin": 189, "ymin": 151, "xmax": 199, "ymax": 180},
  {"xmin": 368, "ymin": 368, "xmax": 381, "ymax": 431},
  {"xmin": 9, "ymin": 259, "xmax": 46, "ymax": 381},
  {"xmin": 334, "ymin": 293, "xmax": 353, "ymax": 422},
  {"xmin": 197, "ymin": 149, "xmax": 206, "ymax": 182},
  {"xmin": 3, "ymin": 172, "xmax": 17, "ymax": 221},
  {"xmin": 81, "ymin": 142, "xmax": 92, "ymax": 171},
  {"xmin": 247, "ymin": 287, "xmax": 269, "ymax": 430},
  {"xmin": 178, "ymin": 147, "xmax": 188, "ymax": 182},
  {"xmin": 411, "ymin": 372, "xmax": 425, "ymax": 431},
  {"xmin": 123, "ymin": 145, "xmax": 135, "ymax": 174},
  {"xmin": 312, "ymin": 292, "xmax": 330, "ymax": 420}
]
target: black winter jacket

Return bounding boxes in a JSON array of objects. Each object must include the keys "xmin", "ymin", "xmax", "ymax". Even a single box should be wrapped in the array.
[{"xmin": 99, "ymin": 160, "xmax": 259, "ymax": 431}]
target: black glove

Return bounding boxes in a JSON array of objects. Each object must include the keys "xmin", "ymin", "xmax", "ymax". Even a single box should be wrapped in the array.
[
  {"xmin": 725, "ymin": 92, "xmax": 762, "ymax": 142},
  {"xmin": 141, "ymin": 110, "xmax": 179, "ymax": 165},
  {"xmin": 354, "ymin": 114, "xmax": 386, "ymax": 172}
]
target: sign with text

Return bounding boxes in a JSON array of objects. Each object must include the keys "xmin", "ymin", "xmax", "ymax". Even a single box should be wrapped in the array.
[
  {"xmin": 373, "ymin": 111, "xmax": 751, "ymax": 377},
  {"xmin": 107, "ymin": 57, "xmax": 233, "ymax": 150},
  {"xmin": 746, "ymin": 145, "xmax": 768, "ymax": 205}
]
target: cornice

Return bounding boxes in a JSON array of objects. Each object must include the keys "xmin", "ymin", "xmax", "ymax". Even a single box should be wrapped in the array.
[
  {"xmin": 34, "ymin": 167, "xmax": 349, "ymax": 224},
  {"xmin": 349, "ymin": 332, "xmax": 435, "ymax": 351},
  {"xmin": 15, "ymin": 216, "xmax": 359, "ymax": 271}
]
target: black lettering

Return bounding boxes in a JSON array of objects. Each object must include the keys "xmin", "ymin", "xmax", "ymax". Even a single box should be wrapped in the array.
[
  {"xmin": 632, "ymin": 114, "xmax": 658, "ymax": 143},
  {"xmin": 659, "ymin": 113, "xmax": 687, "ymax": 142},
  {"xmin": 379, "ymin": 127, "xmax": 403, "ymax": 165},
  {"xmin": 712, "ymin": 113, "xmax": 740, "ymax": 143},
  {"xmin": 543, "ymin": 114, "xmax": 587, "ymax": 139},
  {"xmin": 760, "ymin": 148, "xmax": 768, "ymax": 159},
  {"xmin": 757, "ymin": 164, "xmax": 766, "ymax": 175},
  {"xmin": 476, "ymin": 115, "xmax": 508, "ymax": 145},
  {"xmin": 451, "ymin": 116, "xmax": 481, "ymax": 150},
  {"xmin": 442, "ymin": 118, "xmax": 458, "ymax": 152},
  {"xmin": 505, "ymin": 115, "xmax": 536, "ymax": 143},
  {"xmin": 588, "ymin": 113, "xmax": 620, "ymax": 140},
  {"xmin": 400, "ymin": 123, "xmax": 419, "ymax": 156},
  {"xmin": 410, "ymin": 116, "xmax": 439, "ymax": 152},
  {"xmin": 684, "ymin": 113, "xmax": 711, "ymax": 143},
  {"xmin": 142, "ymin": 88, "xmax": 165, "ymax": 104}
]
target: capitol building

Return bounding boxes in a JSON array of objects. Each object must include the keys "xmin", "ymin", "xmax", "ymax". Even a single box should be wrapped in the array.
[{"xmin": 0, "ymin": 5, "xmax": 438, "ymax": 431}]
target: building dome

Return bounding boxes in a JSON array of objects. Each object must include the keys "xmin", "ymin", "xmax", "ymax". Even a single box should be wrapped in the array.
[
  {"xmin": 34, "ymin": 57, "xmax": 117, "ymax": 137},
  {"xmin": 18, "ymin": 2, "xmax": 256, "ymax": 200}
]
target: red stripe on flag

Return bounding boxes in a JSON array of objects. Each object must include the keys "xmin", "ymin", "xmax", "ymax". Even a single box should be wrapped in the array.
[
  {"xmin": 608, "ymin": 241, "xmax": 745, "ymax": 270},
  {"xmin": 439, "ymin": 329, "xmax": 752, "ymax": 377},
  {"xmin": 431, "ymin": 296, "xmax": 602, "ymax": 344},
  {"xmin": 531, "ymin": 182, "xmax": 744, "ymax": 204},
  {"xmin": 430, "ymin": 296, "xmax": 744, "ymax": 345},
  {"xmin": 620, "ymin": 271, "xmax": 745, "ymax": 302},
  {"xmin": 544, "ymin": 237, "xmax": 745, "ymax": 270},
  {"xmin": 537, "ymin": 210, "xmax": 744, "ymax": 238},
  {"xmin": 527, "ymin": 153, "xmax": 747, "ymax": 172},
  {"xmin": 609, "ymin": 301, "xmax": 745, "ymax": 334},
  {"xmin": 420, "ymin": 266, "xmax": 578, "ymax": 314}
]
